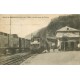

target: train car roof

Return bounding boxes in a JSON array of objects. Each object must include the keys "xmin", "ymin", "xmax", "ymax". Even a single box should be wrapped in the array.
[
  {"xmin": 0, "ymin": 32, "xmax": 9, "ymax": 36},
  {"xmin": 12, "ymin": 34, "xmax": 18, "ymax": 38}
]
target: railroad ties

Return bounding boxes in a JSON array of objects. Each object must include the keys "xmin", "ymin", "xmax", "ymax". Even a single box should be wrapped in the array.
[{"xmin": 0, "ymin": 52, "xmax": 33, "ymax": 65}]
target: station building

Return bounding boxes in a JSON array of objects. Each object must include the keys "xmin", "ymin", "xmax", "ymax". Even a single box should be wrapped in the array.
[{"xmin": 56, "ymin": 26, "xmax": 80, "ymax": 51}]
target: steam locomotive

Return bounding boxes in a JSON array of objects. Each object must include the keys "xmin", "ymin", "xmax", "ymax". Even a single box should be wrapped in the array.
[{"xmin": 30, "ymin": 36, "xmax": 51, "ymax": 53}]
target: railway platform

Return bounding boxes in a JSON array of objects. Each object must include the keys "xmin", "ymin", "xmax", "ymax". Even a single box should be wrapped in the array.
[{"xmin": 21, "ymin": 51, "xmax": 80, "ymax": 65}]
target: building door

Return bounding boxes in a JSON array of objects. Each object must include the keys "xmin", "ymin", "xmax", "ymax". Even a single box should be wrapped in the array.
[
  {"xmin": 61, "ymin": 42, "xmax": 64, "ymax": 51},
  {"xmin": 61, "ymin": 36, "xmax": 68, "ymax": 51},
  {"xmin": 65, "ymin": 42, "xmax": 68, "ymax": 51},
  {"xmin": 70, "ymin": 42, "xmax": 74, "ymax": 51},
  {"xmin": 61, "ymin": 42, "xmax": 68, "ymax": 51}
]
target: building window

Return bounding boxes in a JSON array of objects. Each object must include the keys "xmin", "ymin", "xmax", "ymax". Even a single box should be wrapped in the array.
[{"xmin": 67, "ymin": 28, "xmax": 69, "ymax": 30}]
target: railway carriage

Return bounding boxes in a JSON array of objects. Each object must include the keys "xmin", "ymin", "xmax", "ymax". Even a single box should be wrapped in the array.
[
  {"xmin": 8, "ymin": 34, "xmax": 19, "ymax": 54},
  {"xmin": 0, "ymin": 31, "xmax": 30, "ymax": 55},
  {"xmin": 24, "ymin": 39, "xmax": 30, "ymax": 52},
  {"xmin": 0, "ymin": 32, "xmax": 9, "ymax": 55},
  {"xmin": 19, "ymin": 38, "xmax": 25, "ymax": 52}
]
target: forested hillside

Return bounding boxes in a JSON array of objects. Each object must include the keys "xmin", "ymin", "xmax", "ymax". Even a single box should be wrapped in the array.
[
  {"xmin": 37, "ymin": 14, "xmax": 80, "ymax": 39},
  {"xmin": 26, "ymin": 14, "xmax": 80, "ymax": 40}
]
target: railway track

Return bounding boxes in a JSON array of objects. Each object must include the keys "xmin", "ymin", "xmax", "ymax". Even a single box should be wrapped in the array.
[{"xmin": 0, "ymin": 52, "xmax": 34, "ymax": 65}]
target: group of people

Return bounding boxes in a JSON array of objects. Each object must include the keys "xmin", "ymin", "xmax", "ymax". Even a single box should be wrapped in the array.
[{"xmin": 43, "ymin": 42, "xmax": 56, "ymax": 53}]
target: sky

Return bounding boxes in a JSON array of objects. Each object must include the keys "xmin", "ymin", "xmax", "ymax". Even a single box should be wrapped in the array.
[{"xmin": 0, "ymin": 14, "xmax": 65, "ymax": 38}]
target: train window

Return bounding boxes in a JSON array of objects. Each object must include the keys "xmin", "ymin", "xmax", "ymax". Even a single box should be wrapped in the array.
[
  {"xmin": 37, "ymin": 39, "xmax": 40, "ymax": 42},
  {"xmin": 13, "ymin": 44, "xmax": 17, "ymax": 47},
  {"xmin": 13, "ymin": 34, "xmax": 18, "ymax": 38},
  {"xmin": 5, "ymin": 44, "xmax": 8, "ymax": 47},
  {"xmin": 34, "ymin": 44, "xmax": 39, "ymax": 47}
]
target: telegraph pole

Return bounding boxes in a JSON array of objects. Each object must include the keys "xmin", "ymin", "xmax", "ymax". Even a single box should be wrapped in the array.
[
  {"xmin": 79, "ymin": 30, "xmax": 80, "ymax": 44},
  {"xmin": 10, "ymin": 16, "xmax": 11, "ymax": 35},
  {"xmin": 8, "ymin": 16, "xmax": 11, "ymax": 48}
]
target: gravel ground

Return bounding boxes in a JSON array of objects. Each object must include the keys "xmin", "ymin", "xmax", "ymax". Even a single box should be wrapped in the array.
[{"xmin": 21, "ymin": 51, "xmax": 80, "ymax": 65}]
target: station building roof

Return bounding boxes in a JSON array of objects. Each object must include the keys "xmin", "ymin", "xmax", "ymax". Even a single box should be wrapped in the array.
[{"xmin": 57, "ymin": 26, "xmax": 80, "ymax": 32}]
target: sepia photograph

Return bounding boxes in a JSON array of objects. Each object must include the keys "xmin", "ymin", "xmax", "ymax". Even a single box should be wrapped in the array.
[
  {"xmin": 0, "ymin": 14, "xmax": 80, "ymax": 65},
  {"xmin": 1, "ymin": 1, "xmax": 80, "ymax": 80}
]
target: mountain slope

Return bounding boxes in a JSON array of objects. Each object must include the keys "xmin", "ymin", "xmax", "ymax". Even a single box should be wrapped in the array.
[
  {"xmin": 47, "ymin": 14, "xmax": 80, "ymax": 35},
  {"xmin": 26, "ymin": 14, "xmax": 80, "ymax": 41},
  {"xmin": 37, "ymin": 14, "xmax": 80, "ymax": 39}
]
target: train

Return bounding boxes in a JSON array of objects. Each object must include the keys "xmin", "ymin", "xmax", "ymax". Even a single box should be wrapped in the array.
[
  {"xmin": 30, "ymin": 36, "xmax": 41, "ymax": 53},
  {"xmin": 30, "ymin": 36, "xmax": 51, "ymax": 53},
  {"xmin": 0, "ymin": 32, "xmax": 30, "ymax": 55},
  {"xmin": 0, "ymin": 31, "xmax": 53, "ymax": 56}
]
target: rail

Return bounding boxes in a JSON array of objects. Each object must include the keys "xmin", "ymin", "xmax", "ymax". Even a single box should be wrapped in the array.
[{"xmin": 0, "ymin": 52, "xmax": 33, "ymax": 65}]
